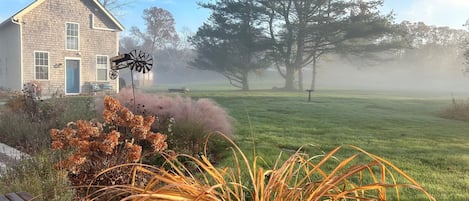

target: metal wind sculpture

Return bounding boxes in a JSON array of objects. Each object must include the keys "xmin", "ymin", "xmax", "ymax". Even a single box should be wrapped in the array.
[
  {"xmin": 110, "ymin": 49, "xmax": 153, "ymax": 78},
  {"xmin": 110, "ymin": 49, "xmax": 153, "ymax": 110}
]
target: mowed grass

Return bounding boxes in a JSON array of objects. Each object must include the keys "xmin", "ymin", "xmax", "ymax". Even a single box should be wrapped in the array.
[{"xmin": 185, "ymin": 89, "xmax": 469, "ymax": 200}]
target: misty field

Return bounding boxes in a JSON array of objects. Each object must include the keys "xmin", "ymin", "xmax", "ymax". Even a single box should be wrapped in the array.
[
  {"xmin": 183, "ymin": 89, "xmax": 469, "ymax": 200},
  {"xmin": 1, "ymin": 89, "xmax": 468, "ymax": 200}
]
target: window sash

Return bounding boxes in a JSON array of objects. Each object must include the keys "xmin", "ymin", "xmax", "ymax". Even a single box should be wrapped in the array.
[
  {"xmin": 96, "ymin": 56, "xmax": 108, "ymax": 81},
  {"xmin": 35, "ymin": 52, "xmax": 49, "ymax": 80},
  {"xmin": 66, "ymin": 23, "xmax": 79, "ymax": 50}
]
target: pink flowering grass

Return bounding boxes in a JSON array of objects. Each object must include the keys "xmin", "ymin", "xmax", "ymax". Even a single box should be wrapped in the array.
[
  {"xmin": 95, "ymin": 88, "xmax": 233, "ymax": 161},
  {"xmin": 116, "ymin": 88, "xmax": 232, "ymax": 136}
]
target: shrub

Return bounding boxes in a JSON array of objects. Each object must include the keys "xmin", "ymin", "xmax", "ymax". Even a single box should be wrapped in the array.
[
  {"xmin": 0, "ymin": 87, "xmax": 10, "ymax": 99},
  {"xmin": 4, "ymin": 87, "xmax": 66, "ymax": 128},
  {"xmin": 96, "ymin": 88, "xmax": 233, "ymax": 162},
  {"xmin": 0, "ymin": 92, "xmax": 95, "ymax": 153},
  {"xmin": 0, "ymin": 150, "xmax": 75, "ymax": 201},
  {"xmin": 0, "ymin": 111, "xmax": 52, "ymax": 152},
  {"xmin": 88, "ymin": 135, "xmax": 436, "ymax": 201},
  {"xmin": 50, "ymin": 96, "xmax": 168, "ymax": 199},
  {"xmin": 439, "ymin": 99, "xmax": 469, "ymax": 122}
]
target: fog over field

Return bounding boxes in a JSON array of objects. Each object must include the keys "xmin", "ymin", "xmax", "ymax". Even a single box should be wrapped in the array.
[
  {"xmin": 153, "ymin": 51, "xmax": 469, "ymax": 94},
  {"xmin": 312, "ymin": 59, "xmax": 469, "ymax": 93}
]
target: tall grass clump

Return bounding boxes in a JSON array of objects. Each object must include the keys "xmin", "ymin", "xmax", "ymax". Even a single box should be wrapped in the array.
[
  {"xmin": 88, "ymin": 134, "xmax": 435, "ymax": 201},
  {"xmin": 50, "ymin": 96, "xmax": 168, "ymax": 199},
  {"xmin": 0, "ymin": 88, "xmax": 95, "ymax": 153},
  {"xmin": 0, "ymin": 90, "xmax": 65, "ymax": 152},
  {"xmin": 96, "ymin": 88, "xmax": 233, "ymax": 162},
  {"xmin": 0, "ymin": 150, "xmax": 75, "ymax": 201},
  {"xmin": 438, "ymin": 98, "xmax": 469, "ymax": 122}
]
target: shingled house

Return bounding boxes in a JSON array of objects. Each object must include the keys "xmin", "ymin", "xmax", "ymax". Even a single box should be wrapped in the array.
[{"xmin": 0, "ymin": 0, "xmax": 124, "ymax": 96}]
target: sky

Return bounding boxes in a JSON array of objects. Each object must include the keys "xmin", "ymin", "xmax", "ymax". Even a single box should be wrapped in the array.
[{"xmin": 1, "ymin": 0, "xmax": 469, "ymax": 35}]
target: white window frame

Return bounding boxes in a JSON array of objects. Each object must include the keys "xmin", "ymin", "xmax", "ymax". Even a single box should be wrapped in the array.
[
  {"xmin": 34, "ymin": 51, "xmax": 49, "ymax": 80},
  {"xmin": 96, "ymin": 55, "xmax": 109, "ymax": 81},
  {"xmin": 66, "ymin": 22, "xmax": 80, "ymax": 51}
]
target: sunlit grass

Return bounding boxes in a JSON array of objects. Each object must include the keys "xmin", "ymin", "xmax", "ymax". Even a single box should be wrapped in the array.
[{"xmin": 187, "ymin": 90, "xmax": 469, "ymax": 200}]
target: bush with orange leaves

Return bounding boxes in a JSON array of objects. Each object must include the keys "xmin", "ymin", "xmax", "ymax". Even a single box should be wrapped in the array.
[{"xmin": 50, "ymin": 96, "xmax": 167, "ymax": 199}]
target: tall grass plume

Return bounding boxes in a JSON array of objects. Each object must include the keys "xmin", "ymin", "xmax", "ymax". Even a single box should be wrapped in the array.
[{"xmin": 88, "ymin": 134, "xmax": 436, "ymax": 201}]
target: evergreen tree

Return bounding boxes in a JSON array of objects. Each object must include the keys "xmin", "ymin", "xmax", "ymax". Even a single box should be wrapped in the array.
[{"xmin": 190, "ymin": 0, "xmax": 271, "ymax": 91}]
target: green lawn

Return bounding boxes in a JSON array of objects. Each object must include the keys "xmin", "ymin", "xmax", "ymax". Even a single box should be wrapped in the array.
[
  {"xmin": 185, "ymin": 89, "xmax": 469, "ymax": 200},
  {"xmin": 3, "ymin": 88, "xmax": 467, "ymax": 200}
]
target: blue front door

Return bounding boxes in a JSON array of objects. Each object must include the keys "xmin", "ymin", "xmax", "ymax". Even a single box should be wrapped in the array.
[{"xmin": 66, "ymin": 59, "xmax": 80, "ymax": 94}]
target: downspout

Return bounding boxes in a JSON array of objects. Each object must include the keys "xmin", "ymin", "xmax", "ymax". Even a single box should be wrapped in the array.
[{"xmin": 11, "ymin": 18, "xmax": 24, "ymax": 90}]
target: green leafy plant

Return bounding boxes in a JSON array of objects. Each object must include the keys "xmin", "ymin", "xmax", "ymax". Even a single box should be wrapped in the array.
[{"xmin": 87, "ymin": 134, "xmax": 435, "ymax": 201}]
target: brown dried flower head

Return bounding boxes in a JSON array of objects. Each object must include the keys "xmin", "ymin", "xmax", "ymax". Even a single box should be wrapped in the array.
[
  {"xmin": 127, "ymin": 144, "xmax": 142, "ymax": 162},
  {"xmin": 50, "ymin": 95, "xmax": 169, "ymax": 197},
  {"xmin": 104, "ymin": 95, "xmax": 122, "ymax": 112},
  {"xmin": 147, "ymin": 132, "xmax": 168, "ymax": 153}
]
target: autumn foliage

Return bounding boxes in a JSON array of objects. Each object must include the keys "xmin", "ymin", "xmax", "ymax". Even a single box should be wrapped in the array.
[{"xmin": 50, "ymin": 96, "xmax": 167, "ymax": 198}]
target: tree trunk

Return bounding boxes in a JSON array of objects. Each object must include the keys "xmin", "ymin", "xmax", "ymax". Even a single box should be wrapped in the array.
[
  {"xmin": 284, "ymin": 65, "xmax": 296, "ymax": 90},
  {"xmin": 242, "ymin": 72, "xmax": 250, "ymax": 91},
  {"xmin": 298, "ymin": 68, "xmax": 303, "ymax": 91}
]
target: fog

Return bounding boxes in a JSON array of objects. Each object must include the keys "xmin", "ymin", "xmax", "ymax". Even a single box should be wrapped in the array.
[
  {"xmin": 150, "ymin": 47, "xmax": 469, "ymax": 96},
  {"xmin": 309, "ymin": 55, "xmax": 469, "ymax": 93}
]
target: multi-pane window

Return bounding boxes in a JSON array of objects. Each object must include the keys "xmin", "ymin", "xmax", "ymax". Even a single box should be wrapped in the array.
[
  {"xmin": 66, "ymin": 23, "xmax": 79, "ymax": 50},
  {"xmin": 96, "ymin": 55, "xmax": 108, "ymax": 81},
  {"xmin": 35, "ymin": 51, "xmax": 49, "ymax": 80}
]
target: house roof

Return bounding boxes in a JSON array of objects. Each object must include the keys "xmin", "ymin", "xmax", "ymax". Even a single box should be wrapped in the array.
[{"xmin": 0, "ymin": 0, "xmax": 124, "ymax": 31}]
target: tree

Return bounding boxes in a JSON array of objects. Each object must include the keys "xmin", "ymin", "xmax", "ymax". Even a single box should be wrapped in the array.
[
  {"xmin": 190, "ymin": 0, "xmax": 271, "ymax": 91},
  {"xmin": 155, "ymin": 27, "xmax": 195, "ymax": 73},
  {"xmin": 99, "ymin": 0, "xmax": 133, "ymax": 16},
  {"xmin": 398, "ymin": 21, "xmax": 467, "ymax": 75},
  {"xmin": 129, "ymin": 7, "xmax": 179, "ymax": 85},
  {"xmin": 464, "ymin": 21, "xmax": 469, "ymax": 70},
  {"xmin": 259, "ymin": 0, "xmax": 396, "ymax": 91},
  {"xmin": 131, "ymin": 7, "xmax": 179, "ymax": 52}
]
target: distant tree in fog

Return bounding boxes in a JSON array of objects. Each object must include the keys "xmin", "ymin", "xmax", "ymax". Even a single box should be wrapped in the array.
[
  {"xmin": 120, "ymin": 28, "xmax": 195, "ymax": 85},
  {"xmin": 259, "ymin": 0, "xmax": 396, "ymax": 91},
  {"xmin": 397, "ymin": 21, "xmax": 467, "ymax": 73},
  {"xmin": 156, "ymin": 27, "xmax": 195, "ymax": 72},
  {"xmin": 130, "ymin": 7, "xmax": 179, "ymax": 53},
  {"xmin": 461, "ymin": 20, "xmax": 469, "ymax": 72},
  {"xmin": 156, "ymin": 48, "xmax": 195, "ymax": 72},
  {"xmin": 120, "ymin": 36, "xmax": 140, "ymax": 53},
  {"xmin": 400, "ymin": 21, "xmax": 466, "ymax": 48},
  {"xmin": 129, "ymin": 7, "xmax": 180, "ymax": 85},
  {"xmin": 190, "ymin": 0, "xmax": 271, "ymax": 91}
]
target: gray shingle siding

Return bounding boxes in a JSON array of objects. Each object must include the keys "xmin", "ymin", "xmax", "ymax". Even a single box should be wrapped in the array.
[{"xmin": 0, "ymin": 0, "xmax": 122, "ymax": 95}]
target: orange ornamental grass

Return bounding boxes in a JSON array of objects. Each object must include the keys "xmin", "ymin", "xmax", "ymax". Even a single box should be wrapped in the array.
[
  {"xmin": 50, "ymin": 96, "xmax": 167, "ymax": 199},
  {"xmin": 87, "ymin": 134, "xmax": 436, "ymax": 201}
]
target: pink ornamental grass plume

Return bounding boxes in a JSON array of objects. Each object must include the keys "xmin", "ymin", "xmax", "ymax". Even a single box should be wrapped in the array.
[{"xmin": 115, "ymin": 88, "xmax": 233, "ymax": 137}]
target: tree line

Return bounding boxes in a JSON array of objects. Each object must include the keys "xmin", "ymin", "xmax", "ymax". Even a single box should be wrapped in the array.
[{"xmin": 104, "ymin": 0, "xmax": 469, "ymax": 91}]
